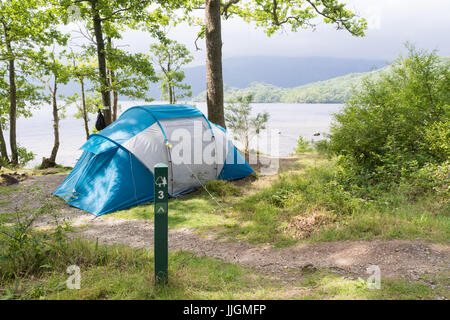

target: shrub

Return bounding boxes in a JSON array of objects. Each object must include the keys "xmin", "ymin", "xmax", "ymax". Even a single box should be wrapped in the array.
[
  {"xmin": 403, "ymin": 161, "xmax": 450, "ymax": 200},
  {"xmin": 268, "ymin": 187, "xmax": 295, "ymax": 208},
  {"xmin": 225, "ymin": 94, "xmax": 269, "ymax": 156},
  {"xmin": 2, "ymin": 145, "xmax": 35, "ymax": 168},
  {"xmin": 328, "ymin": 45, "xmax": 450, "ymax": 186},
  {"xmin": 0, "ymin": 186, "xmax": 73, "ymax": 282},
  {"xmin": 205, "ymin": 180, "xmax": 240, "ymax": 198},
  {"xmin": 314, "ymin": 139, "xmax": 331, "ymax": 155},
  {"xmin": 423, "ymin": 120, "xmax": 450, "ymax": 163},
  {"xmin": 0, "ymin": 200, "xmax": 71, "ymax": 281},
  {"xmin": 294, "ymin": 136, "xmax": 313, "ymax": 154}
]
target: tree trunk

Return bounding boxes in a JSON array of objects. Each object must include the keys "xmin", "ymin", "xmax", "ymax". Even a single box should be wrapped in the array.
[
  {"xmin": 107, "ymin": 67, "xmax": 118, "ymax": 121},
  {"xmin": 109, "ymin": 68, "xmax": 118, "ymax": 121},
  {"xmin": 91, "ymin": 1, "xmax": 111, "ymax": 126},
  {"xmin": 167, "ymin": 55, "xmax": 174, "ymax": 104},
  {"xmin": 106, "ymin": 37, "xmax": 118, "ymax": 122},
  {"xmin": 43, "ymin": 80, "xmax": 59, "ymax": 168},
  {"xmin": 80, "ymin": 77, "xmax": 89, "ymax": 140},
  {"xmin": 170, "ymin": 85, "xmax": 175, "ymax": 104},
  {"xmin": 2, "ymin": 28, "xmax": 16, "ymax": 165},
  {"xmin": 244, "ymin": 134, "xmax": 249, "ymax": 163},
  {"xmin": 169, "ymin": 83, "xmax": 174, "ymax": 104},
  {"xmin": 7, "ymin": 57, "xmax": 18, "ymax": 165},
  {"xmin": 205, "ymin": 0, "xmax": 226, "ymax": 128},
  {"xmin": 0, "ymin": 123, "xmax": 9, "ymax": 164},
  {"xmin": 112, "ymin": 87, "xmax": 118, "ymax": 121}
]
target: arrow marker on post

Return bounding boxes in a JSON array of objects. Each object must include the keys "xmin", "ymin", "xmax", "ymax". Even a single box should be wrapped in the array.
[{"xmin": 154, "ymin": 163, "xmax": 168, "ymax": 285}]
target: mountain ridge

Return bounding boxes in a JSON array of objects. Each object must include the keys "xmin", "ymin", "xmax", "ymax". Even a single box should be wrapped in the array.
[
  {"xmin": 194, "ymin": 56, "xmax": 449, "ymax": 103},
  {"xmin": 193, "ymin": 67, "xmax": 389, "ymax": 103},
  {"xmin": 184, "ymin": 56, "xmax": 388, "ymax": 96},
  {"xmin": 55, "ymin": 56, "xmax": 389, "ymax": 100}
]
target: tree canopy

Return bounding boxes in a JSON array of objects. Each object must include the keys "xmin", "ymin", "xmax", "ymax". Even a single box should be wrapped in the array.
[{"xmin": 150, "ymin": 39, "xmax": 194, "ymax": 104}]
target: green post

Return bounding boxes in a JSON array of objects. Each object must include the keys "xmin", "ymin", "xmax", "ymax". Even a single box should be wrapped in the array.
[{"xmin": 154, "ymin": 163, "xmax": 168, "ymax": 285}]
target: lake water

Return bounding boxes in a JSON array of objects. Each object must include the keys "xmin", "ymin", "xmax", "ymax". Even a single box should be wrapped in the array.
[{"xmin": 6, "ymin": 101, "xmax": 343, "ymax": 168}]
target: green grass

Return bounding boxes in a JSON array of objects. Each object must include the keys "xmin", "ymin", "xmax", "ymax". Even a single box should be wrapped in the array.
[
  {"xmin": 297, "ymin": 269, "xmax": 449, "ymax": 300},
  {"xmin": 1, "ymin": 238, "xmax": 447, "ymax": 300},
  {"xmin": 224, "ymin": 166, "xmax": 449, "ymax": 246},
  {"xmin": 309, "ymin": 197, "xmax": 450, "ymax": 242},
  {"xmin": 0, "ymin": 165, "xmax": 72, "ymax": 187},
  {"xmin": 30, "ymin": 166, "xmax": 73, "ymax": 176},
  {"xmin": 110, "ymin": 191, "xmax": 233, "ymax": 231},
  {"xmin": 0, "ymin": 186, "xmax": 20, "ymax": 195},
  {"xmin": 106, "ymin": 153, "xmax": 449, "ymax": 247},
  {"xmin": 0, "ymin": 212, "xmax": 21, "ymax": 224},
  {"xmin": 4, "ymin": 152, "xmax": 445, "ymax": 247}
]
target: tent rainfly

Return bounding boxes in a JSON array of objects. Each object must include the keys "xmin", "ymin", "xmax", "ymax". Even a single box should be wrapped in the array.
[{"xmin": 53, "ymin": 104, "xmax": 254, "ymax": 216}]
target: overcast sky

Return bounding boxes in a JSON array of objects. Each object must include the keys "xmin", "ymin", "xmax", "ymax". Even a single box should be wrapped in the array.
[{"xmin": 69, "ymin": 0, "xmax": 450, "ymax": 67}]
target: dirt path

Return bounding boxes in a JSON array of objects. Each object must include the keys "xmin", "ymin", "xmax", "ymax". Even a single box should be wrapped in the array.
[
  {"xmin": 76, "ymin": 217, "xmax": 449, "ymax": 280},
  {"xmin": 1, "ymin": 174, "xmax": 449, "ymax": 281}
]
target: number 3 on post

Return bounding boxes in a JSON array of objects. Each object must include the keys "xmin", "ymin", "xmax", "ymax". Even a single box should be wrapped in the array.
[{"xmin": 154, "ymin": 163, "xmax": 168, "ymax": 285}]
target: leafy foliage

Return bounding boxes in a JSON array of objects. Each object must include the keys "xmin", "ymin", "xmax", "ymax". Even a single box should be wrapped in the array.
[
  {"xmin": 190, "ymin": 0, "xmax": 367, "ymax": 46},
  {"xmin": 225, "ymin": 94, "xmax": 269, "ymax": 154},
  {"xmin": 16, "ymin": 146, "xmax": 35, "ymax": 167},
  {"xmin": 56, "ymin": 0, "xmax": 177, "ymax": 124},
  {"xmin": 404, "ymin": 161, "xmax": 450, "ymax": 201},
  {"xmin": 105, "ymin": 44, "xmax": 157, "ymax": 102},
  {"xmin": 0, "ymin": 190, "xmax": 71, "ymax": 281},
  {"xmin": 70, "ymin": 93, "xmax": 101, "ymax": 121},
  {"xmin": 150, "ymin": 39, "xmax": 193, "ymax": 103},
  {"xmin": 0, "ymin": 67, "xmax": 45, "ymax": 125},
  {"xmin": 294, "ymin": 136, "xmax": 313, "ymax": 154},
  {"xmin": 0, "ymin": 63, "xmax": 45, "ymax": 167},
  {"xmin": 328, "ymin": 45, "xmax": 450, "ymax": 185},
  {"xmin": 205, "ymin": 180, "xmax": 241, "ymax": 198},
  {"xmin": 233, "ymin": 0, "xmax": 367, "ymax": 37},
  {"xmin": 0, "ymin": 0, "xmax": 64, "ymax": 165}
]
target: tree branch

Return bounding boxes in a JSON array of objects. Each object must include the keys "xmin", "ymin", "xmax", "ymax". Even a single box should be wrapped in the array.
[
  {"xmin": 194, "ymin": 28, "xmax": 205, "ymax": 51},
  {"xmin": 99, "ymin": 0, "xmax": 150, "ymax": 22},
  {"xmin": 305, "ymin": 0, "xmax": 358, "ymax": 35},
  {"xmin": 221, "ymin": 0, "xmax": 240, "ymax": 19}
]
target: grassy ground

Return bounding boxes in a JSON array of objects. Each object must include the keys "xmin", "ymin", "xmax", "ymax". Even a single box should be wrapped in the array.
[
  {"xmin": 1, "ymin": 238, "xmax": 447, "ymax": 300},
  {"xmin": 0, "ymin": 165, "xmax": 72, "ymax": 184},
  {"xmin": 0, "ymin": 153, "xmax": 448, "ymax": 300},
  {"xmin": 109, "ymin": 153, "xmax": 449, "ymax": 247}
]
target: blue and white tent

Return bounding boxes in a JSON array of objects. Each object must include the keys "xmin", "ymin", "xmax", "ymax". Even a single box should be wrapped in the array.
[{"xmin": 53, "ymin": 104, "xmax": 253, "ymax": 216}]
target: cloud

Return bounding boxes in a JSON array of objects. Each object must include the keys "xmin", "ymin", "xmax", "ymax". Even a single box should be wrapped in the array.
[{"xmin": 96, "ymin": 0, "xmax": 450, "ymax": 66}]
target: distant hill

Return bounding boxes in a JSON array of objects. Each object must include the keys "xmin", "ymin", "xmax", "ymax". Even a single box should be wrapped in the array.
[
  {"xmin": 194, "ymin": 67, "xmax": 389, "ymax": 103},
  {"xmin": 194, "ymin": 56, "xmax": 450, "ymax": 103},
  {"xmin": 55, "ymin": 56, "xmax": 389, "ymax": 100},
  {"xmin": 185, "ymin": 56, "xmax": 388, "ymax": 96},
  {"xmin": 43, "ymin": 56, "xmax": 449, "ymax": 104}
]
